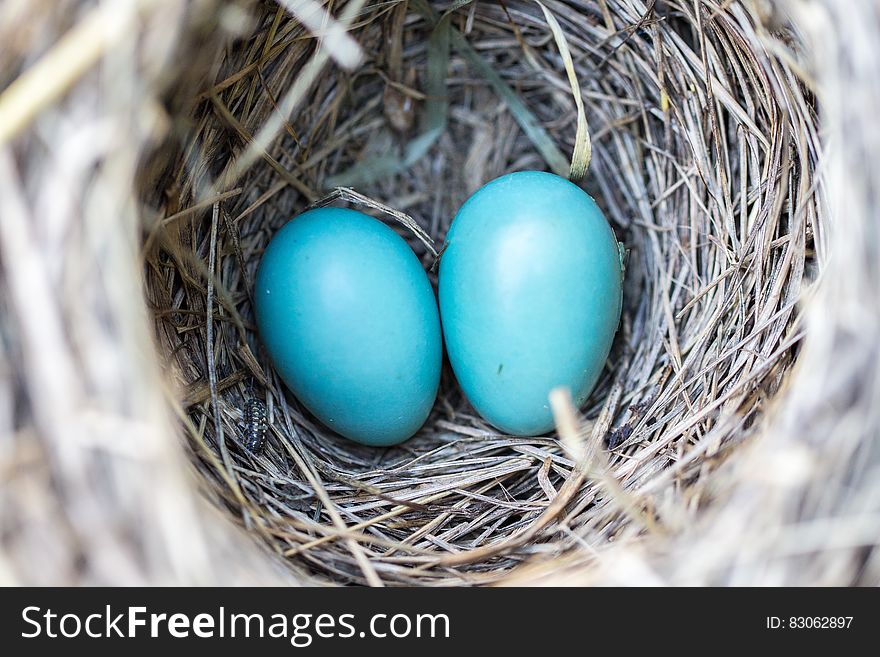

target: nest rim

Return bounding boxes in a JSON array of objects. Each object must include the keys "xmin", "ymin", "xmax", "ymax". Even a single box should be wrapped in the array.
[{"xmin": 143, "ymin": 0, "xmax": 821, "ymax": 586}]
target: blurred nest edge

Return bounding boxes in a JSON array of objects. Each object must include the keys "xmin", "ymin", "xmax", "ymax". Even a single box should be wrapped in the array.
[{"xmin": 1, "ymin": 0, "xmax": 878, "ymax": 586}]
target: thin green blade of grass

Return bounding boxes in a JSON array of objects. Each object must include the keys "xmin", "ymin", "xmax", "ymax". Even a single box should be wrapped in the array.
[
  {"xmin": 326, "ymin": 1, "xmax": 451, "ymax": 188},
  {"xmin": 535, "ymin": 0, "xmax": 592, "ymax": 181},
  {"xmin": 411, "ymin": 0, "xmax": 570, "ymax": 178},
  {"xmin": 449, "ymin": 28, "xmax": 570, "ymax": 177},
  {"xmin": 440, "ymin": 0, "xmax": 478, "ymax": 16},
  {"xmin": 330, "ymin": 0, "xmax": 588, "ymax": 187}
]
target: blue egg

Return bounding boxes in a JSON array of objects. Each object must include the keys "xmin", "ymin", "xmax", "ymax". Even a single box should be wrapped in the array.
[
  {"xmin": 438, "ymin": 171, "xmax": 623, "ymax": 436},
  {"xmin": 254, "ymin": 208, "xmax": 442, "ymax": 446}
]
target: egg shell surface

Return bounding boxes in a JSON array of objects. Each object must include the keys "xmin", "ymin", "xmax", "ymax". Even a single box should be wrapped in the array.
[
  {"xmin": 255, "ymin": 208, "xmax": 442, "ymax": 446},
  {"xmin": 438, "ymin": 171, "xmax": 623, "ymax": 436}
]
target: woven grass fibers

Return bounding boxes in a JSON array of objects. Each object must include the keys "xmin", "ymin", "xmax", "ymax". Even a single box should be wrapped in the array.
[{"xmin": 2, "ymin": 0, "xmax": 878, "ymax": 586}]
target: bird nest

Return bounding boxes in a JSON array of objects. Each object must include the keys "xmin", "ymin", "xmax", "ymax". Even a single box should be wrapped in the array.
[{"xmin": 3, "ymin": 0, "xmax": 878, "ymax": 586}]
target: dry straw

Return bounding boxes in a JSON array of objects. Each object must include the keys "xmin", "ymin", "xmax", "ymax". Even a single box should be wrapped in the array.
[{"xmin": 0, "ymin": 0, "xmax": 877, "ymax": 586}]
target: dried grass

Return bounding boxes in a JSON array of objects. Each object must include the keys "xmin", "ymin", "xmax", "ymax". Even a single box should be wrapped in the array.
[{"xmin": 0, "ymin": 0, "xmax": 877, "ymax": 586}]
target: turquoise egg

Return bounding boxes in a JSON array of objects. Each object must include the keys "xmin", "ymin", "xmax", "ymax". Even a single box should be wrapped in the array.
[
  {"xmin": 438, "ymin": 171, "xmax": 623, "ymax": 436},
  {"xmin": 254, "ymin": 208, "xmax": 442, "ymax": 446}
]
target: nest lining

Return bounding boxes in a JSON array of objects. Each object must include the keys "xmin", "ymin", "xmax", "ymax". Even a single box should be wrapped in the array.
[{"xmin": 143, "ymin": 0, "xmax": 820, "ymax": 586}]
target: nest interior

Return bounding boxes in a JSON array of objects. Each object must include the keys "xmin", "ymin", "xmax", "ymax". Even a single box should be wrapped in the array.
[{"xmin": 135, "ymin": 0, "xmax": 821, "ymax": 586}]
